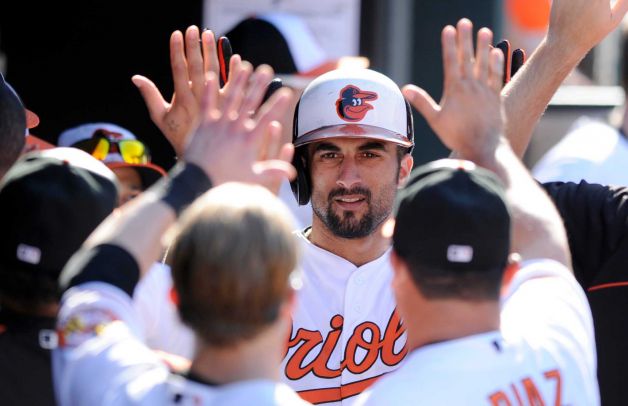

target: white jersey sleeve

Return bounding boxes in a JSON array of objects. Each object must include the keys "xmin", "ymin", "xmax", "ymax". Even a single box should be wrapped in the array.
[
  {"xmin": 500, "ymin": 259, "xmax": 597, "ymax": 376},
  {"xmin": 132, "ymin": 262, "xmax": 196, "ymax": 359},
  {"xmin": 53, "ymin": 282, "xmax": 171, "ymax": 405}
]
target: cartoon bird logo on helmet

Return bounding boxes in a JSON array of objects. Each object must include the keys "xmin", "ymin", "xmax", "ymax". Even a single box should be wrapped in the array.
[{"xmin": 336, "ymin": 85, "xmax": 378, "ymax": 122}]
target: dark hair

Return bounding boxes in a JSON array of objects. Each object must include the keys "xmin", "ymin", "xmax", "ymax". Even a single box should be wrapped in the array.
[
  {"xmin": 0, "ymin": 86, "xmax": 26, "ymax": 175},
  {"xmin": 399, "ymin": 255, "xmax": 504, "ymax": 301}
]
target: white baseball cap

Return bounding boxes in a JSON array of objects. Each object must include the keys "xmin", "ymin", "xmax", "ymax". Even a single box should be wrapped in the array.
[{"xmin": 294, "ymin": 68, "xmax": 413, "ymax": 148}]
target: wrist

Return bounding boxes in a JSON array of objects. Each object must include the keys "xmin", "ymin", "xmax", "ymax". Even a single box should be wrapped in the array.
[{"xmin": 153, "ymin": 162, "xmax": 213, "ymax": 216}]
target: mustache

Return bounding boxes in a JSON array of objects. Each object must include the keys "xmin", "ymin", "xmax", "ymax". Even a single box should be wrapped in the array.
[{"xmin": 328, "ymin": 186, "xmax": 372, "ymax": 202}]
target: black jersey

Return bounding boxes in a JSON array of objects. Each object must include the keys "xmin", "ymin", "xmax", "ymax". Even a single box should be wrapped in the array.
[{"xmin": 543, "ymin": 180, "xmax": 628, "ymax": 406}]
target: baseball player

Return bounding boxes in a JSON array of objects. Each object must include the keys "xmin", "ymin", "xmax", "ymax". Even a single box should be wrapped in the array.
[
  {"xmin": 53, "ymin": 61, "xmax": 308, "ymax": 405},
  {"xmin": 355, "ymin": 21, "xmax": 598, "ymax": 405},
  {"xmin": 131, "ymin": 1, "xmax": 625, "ymax": 403}
]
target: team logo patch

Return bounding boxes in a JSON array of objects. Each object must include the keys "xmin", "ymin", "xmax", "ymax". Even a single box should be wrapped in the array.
[
  {"xmin": 336, "ymin": 85, "xmax": 378, "ymax": 122},
  {"xmin": 57, "ymin": 308, "xmax": 119, "ymax": 348}
]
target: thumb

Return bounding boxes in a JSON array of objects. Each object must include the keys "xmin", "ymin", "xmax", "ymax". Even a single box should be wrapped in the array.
[
  {"xmin": 402, "ymin": 85, "xmax": 440, "ymax": 126},
  {"xmin": 132, "ymin": 75, "xmax": 167, "ymax": 119}
]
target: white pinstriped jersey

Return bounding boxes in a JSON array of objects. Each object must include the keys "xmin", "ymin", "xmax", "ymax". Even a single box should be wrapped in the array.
[{"xmin": 354, "ymin": 260, "xmax": 600, "ymax": 405}]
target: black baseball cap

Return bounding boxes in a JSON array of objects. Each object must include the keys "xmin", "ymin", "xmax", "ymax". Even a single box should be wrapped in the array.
[
  {"xmin": 0, "ymin": 148, "xmax": 118, "ymax": 278},
  {"xmin": 390, "ymin": 159, "xmax": 511, "ymax": 272}
]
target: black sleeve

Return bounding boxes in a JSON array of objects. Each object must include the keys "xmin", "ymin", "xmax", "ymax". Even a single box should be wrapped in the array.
[
  {"xmin": 59, "ymin": 244, "xmax": 140, "ymax": 297},
  {"xmin": 541, "ymin": 180, "xmax": 628, "ymax": 288}
]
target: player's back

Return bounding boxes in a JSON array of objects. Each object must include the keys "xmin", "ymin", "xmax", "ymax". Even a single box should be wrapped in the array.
[
  {"xmin": 356, "ymin": 329, "xmax": 597, "ymax": 405},
  {"xmin": 355, "ymin": 260, "xmax": 599, "ymax": 406}
]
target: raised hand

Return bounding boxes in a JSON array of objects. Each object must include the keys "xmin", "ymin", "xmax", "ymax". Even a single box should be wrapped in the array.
[
  {"xmin": 402, "ymin": 19, "xmax": 504, "ymax": 156},
  {"xmin": 132, "ymin": 26, "xmax": 238, "ymax": 157},
  {"xmin": 184, "ymin": 61, "xmax": 296, "ymax": 188},
  {"xmin": 548, "ymin": 0, "xmax": 628, "ymax": 57}
]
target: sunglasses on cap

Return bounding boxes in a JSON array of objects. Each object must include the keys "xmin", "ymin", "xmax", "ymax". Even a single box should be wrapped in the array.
[{"xmin": 71, "ymin": 129, "xmax": 151, "ymax": 164}]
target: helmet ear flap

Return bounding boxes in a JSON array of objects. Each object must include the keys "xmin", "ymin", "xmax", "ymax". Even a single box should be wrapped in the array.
[
  {"xmin": 290, "ymin": 100, "xmax": 312, "ymax": 205},
  {"xmin": 405, "ymin": 99, "xmax": 415, "ymax": 154}
]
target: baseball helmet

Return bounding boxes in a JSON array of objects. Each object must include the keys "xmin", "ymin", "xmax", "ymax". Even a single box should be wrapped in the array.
[{"xmin": 290, "ymin": 68, "xmax": 414, "ymax": 205}]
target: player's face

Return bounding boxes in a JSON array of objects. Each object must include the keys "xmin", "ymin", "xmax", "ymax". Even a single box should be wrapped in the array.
[
  {"xmin": 308, "ymin": 138, "xmax": 411, "ymax": 239},
  {"xmin": 112, "ymin": 166, "xmax": 143, "ymax": 207}
]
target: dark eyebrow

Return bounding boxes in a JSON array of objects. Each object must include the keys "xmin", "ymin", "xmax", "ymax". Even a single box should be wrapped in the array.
[
  {"xmin": 358, "ymin": 141, "xmax": 387, "ymax": 151},
  {"xmin": 312, "ymin": 142, "xmax": 341, "ymax": 152}
]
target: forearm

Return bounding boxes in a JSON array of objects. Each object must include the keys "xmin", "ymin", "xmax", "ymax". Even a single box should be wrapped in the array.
[
  {"xmin": 502, "ymin": 37, "xmax": 586, "ymax": 158},
  {"xmin": 464, "ymin": 138, "xmax": 572, "ymax": 267}
]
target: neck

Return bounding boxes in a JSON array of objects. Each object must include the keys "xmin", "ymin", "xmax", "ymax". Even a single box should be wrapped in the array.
[
  {"xmin": 189, "ymin": 320, "xmax": 285, "ymax": 385},
  {"xmin": 308, "ymin": 216, "xmax": 391, "ymax": 267},
  {"xmin": 405, "ymin": 299, "xmax": 500, "ymax": 351}
]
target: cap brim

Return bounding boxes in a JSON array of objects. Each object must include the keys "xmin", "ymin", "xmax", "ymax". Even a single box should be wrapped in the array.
[
  {"xmin": 294, "ymin": 124, "xmax": 413, "ymax": 148},
  {"xmin": 106, "ymin": 162, "xmax": 167, "ymax": 188}
]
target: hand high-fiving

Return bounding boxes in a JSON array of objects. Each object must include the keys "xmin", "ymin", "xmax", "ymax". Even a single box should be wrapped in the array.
[{"xmin": 403, "ymin": 19, "xmax": 504, "ymax": 157}]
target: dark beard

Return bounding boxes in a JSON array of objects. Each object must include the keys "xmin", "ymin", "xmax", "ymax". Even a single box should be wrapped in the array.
[{"xmin": 314, "ymin": 186, "xmax": 378, "ymax": 239}]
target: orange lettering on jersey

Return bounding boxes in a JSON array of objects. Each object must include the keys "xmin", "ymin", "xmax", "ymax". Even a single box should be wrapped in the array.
[
  {"xmin": 510, "ymin": 383, "xmax": 524, "ymax": 405},
  {"xmin": 488, "ymin": 391, "xmax": 512, "ymax": 406},
  {"xmin": 521, "ymin": 377, "xmax": 545, "ymax": 406},
  {"xmin": 380, "ymin": 310, "xmax": 407, "ymax": 365},
  {"xmin": 285, "ymin": 310, "xmax": 407, "ymax": 403},
  {"xmin": 488, "ymin": 369, "xmax": 563, "ymax": 406},
  {"xmin": 543, "ymin": 369, "xmax": 562, "ymax": 406},
  {"xmin": 285, "ymin": 315, "xmax": 343, "ymax": 380}
]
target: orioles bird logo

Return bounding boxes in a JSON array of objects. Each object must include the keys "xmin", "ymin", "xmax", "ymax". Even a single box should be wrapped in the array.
[{"xmin": 336, "ymin": 85, "xmax": 378, "ymax": 122}]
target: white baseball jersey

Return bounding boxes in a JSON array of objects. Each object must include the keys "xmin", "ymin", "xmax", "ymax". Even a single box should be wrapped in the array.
[
  {"xmin": 133, "ymin": 262, "xmax": 196, "ymax": 359},
  {"xmin": 53, "ymin": 282, "xmax": 309, "ymax": 406},
  {"xmin": 132, "ymin": 231, "xmax": 407, "ymax": 405},
  {"xmin": 281, "ymin": 232, "xmax": 406, "ymax": 405},
  {"xmin": 354, "ymin": 259, "xmax": 599, "ymax": 405}
]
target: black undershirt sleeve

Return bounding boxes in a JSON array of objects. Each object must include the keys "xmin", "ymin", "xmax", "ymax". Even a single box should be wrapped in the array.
[
  {"xmin": 541, "ymin": 180, "xmax": 628, "ymax": 287},
  {"xmin": 59, "ymin": 244, "xmax": 140, "ymax": 297}
]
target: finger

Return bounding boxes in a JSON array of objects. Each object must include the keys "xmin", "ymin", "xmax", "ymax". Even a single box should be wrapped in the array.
[
  {"xmin": 511, "ymin": 48, "xmax": 526, "ymax": 79},
  {"xmin": 494, "ymin": 40, "xmax": 511, "ymax": 84},
  {"xmin": 131, "ymin": 75, "xmax": 168, "ymax": 121},
  {"xmin": 253, "ymin": 160, "xmax": 297, "ymax": 184},
  {"xmin": 279, "ymin": 142, "xmax": 295, "ymax": 164},
  {"xmin": 240, "ymin": 65, "xmax": 274, "ymax": 117},
  {"xmin": 170, "ymin": 31, "xmax": 194, "ymax": 105},
  {"xmin": 456, "ymin": 19, "xmax": 474, "ymax": 78},
  {"xmin": 217, "ymin": 37, "xmax": 233, "ymax": 87},
  {"xmin": 265, "ymin": 121, "xmax": 283, "ymax": 160},
  {"xmin": 222, "ymin": 59, "xmax": 253, "ymax": 117},
  {"xmin": 442, "ymin": 25, "xmax": 460, "ymax": 88},
  {"xmin": 201, "ymin": 29, "xmax": 219, "ymax": 78},
  {"xmin": 250, "ymin": 88, "xmax": 293, "ymax": 145},
  {"xmin": 474, "ymin": 28, "xmax": 493, "ymax": 83},
  {"xmin": 201, "ymin": 72, "xmax": 220, "ymax": 122},
  {"xmin": 402, "ymin": 85, "xmax": 440, "ymax": 126},
  {"xmin": 488, "ymin": 48, "xmax": 505, "ymax": 93},
  {"xmin": 612, "ymin": 0, "xmax": 628, "ymax": 26},
  {"xmin": 185, "ymin": 26, "xmax": 206, "ymax": 101},
  {"xmin": 221, "ymin": 54, "xmax": 242, "ymax": 95}
]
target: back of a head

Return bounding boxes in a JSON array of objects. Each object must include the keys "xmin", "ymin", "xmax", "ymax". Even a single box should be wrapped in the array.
[
  {"xmin": 390, "ymin": 159, "xmax": 511, "ymax": 301},
  {"xmin": 0, "ymin": 74, "xmax": 27, "ymax": 177},
  {"xmin": 170, "ymin": 183, "xmax": 299, "ymax": 347},
  {"xmin": 0, "ymin": 148, "xmax": 118, "ymax": 310}
]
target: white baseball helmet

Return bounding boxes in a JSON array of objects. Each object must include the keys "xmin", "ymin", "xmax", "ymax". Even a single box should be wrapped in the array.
[
  {"xmin": 290, "ymin": 68, "xmax": 414, "ymax": 205},
  {"xmin": 293, "ymin": 68, "xmax": 413, "ymax": 148}
]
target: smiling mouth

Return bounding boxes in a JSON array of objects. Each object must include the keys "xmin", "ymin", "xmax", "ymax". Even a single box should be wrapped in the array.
[{"xmin": 334, "ymin": 195, "xmax": 367, "ymax": 206}]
